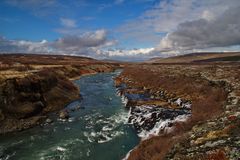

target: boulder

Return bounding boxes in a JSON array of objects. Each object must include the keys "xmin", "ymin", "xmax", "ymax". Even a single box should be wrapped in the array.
[{"xmin": 59, "ymin": 110, "xmax": 69, "ymax": 119}]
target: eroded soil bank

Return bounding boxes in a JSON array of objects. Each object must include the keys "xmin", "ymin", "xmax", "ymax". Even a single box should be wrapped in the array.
[{"xmin": 115, "ymin": 64, "xmax": 240, "ymax": 160}]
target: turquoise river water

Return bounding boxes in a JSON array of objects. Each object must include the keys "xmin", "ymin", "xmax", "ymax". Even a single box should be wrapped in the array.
[{"xmin": 0, "ymin": 70, "xmax": 140, "ymax": 160}]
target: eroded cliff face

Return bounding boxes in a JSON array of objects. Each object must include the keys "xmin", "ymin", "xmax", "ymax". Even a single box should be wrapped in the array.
[{"xmin": 0, "ymin": 70, "xmax": 79, "ymax": 134}]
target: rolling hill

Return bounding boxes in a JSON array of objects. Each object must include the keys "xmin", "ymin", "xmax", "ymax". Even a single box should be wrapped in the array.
[{"xmin": 148, "ymin": 52, "xmax": 240, "ymax": 63}]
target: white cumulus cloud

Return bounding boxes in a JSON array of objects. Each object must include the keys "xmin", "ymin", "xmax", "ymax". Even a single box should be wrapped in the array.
[
  {"xmin": 118, "ymin": 0, "xmax": 240, "ymax": 46},
  {"xmin": 0, "ymin": 36, "xmax": 50, "ymax": 53},
  {"xmin": 0, "ymin": 30, "xmax": 117, "ymax": 58},
  {"xmin": 155, "ymin": 5, "xmax": 240, "ymax": 52}
]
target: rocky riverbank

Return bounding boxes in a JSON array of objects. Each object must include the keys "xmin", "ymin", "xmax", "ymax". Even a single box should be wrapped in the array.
[
  {"xmin": 0, "ymin": 54, "xmax": 119, "ymax": 134},
  {"xmin": 115, "ymin": 64, "xmax": 239, "ymax": 160},
  {"xmin": 165, "ymin": 65, "xmax": 240, "ymax": 160}
]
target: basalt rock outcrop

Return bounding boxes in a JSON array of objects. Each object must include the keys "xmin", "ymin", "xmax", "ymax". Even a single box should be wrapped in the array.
[
  {"xmin": 116, "ymin": 81, "xmax": 191, "ymax": 138},
  {"xmin": 128, "ymin": 106, "xmax": 190, "ymax": 135},
  {"xmin": 0, "ymin": 69, "xmax": 79, "ymax": 134}
]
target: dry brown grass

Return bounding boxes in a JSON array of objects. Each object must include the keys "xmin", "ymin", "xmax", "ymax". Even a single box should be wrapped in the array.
[{"xmin": 120, "ymin": 64, "xmax": 233, "ymax": 160}]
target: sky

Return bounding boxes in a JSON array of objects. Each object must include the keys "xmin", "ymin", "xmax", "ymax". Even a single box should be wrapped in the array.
[{"xmin": 0, "ymin": 0, "xmax": 240, "ymax": 61}]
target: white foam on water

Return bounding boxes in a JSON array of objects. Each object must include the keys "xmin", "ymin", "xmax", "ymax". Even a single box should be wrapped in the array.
[
  {"xmin": 107, "ymin": 111, "xmax": 129, "ymax": 124},
  {"xmin": 97, "ymin": 135, "xmax": 112, "ymax": 143},
  {"xmin": 63, "ymin": 138, "xmax": 84, "ymax": 147},
  {"xmin": 83, "ymin": 110, "xmax": 128, "ymax": 144},
  {"xmin": 175, "ymin": 98, "xmax": 182, "ymax": 106},
  {"xmin": 83, "ymin": 131, "xmax": 89, "ymax": 137},
  {"xmin": 84, "ymin": 128, "xmax": 125, "ymax": 144},
  {"xmin": 83, "ymin": 131, "xmax": 94, "ymax": 143},
  {"xmin": 116, "ymin": 90, "xmax": 121, "ymax": 96},
  {"xmin": 38, "ymin": 140, "xmax": 77, "ymax": 160},
  {"xmin": 184, "ymin": 103, "xmax": 192, "ymax": 109},
  {"xmin": 56, "ymin": 146, "xmax": 66, "ymax": 152},
  {"xmin": 110, "ymin": 131, "xmax": 124, "ymax": 137},
  {"xmin": 121, "ymin": 95, "xmax": 128, "ymax": 106},
  {"xmin": 39, "ymin": 137, "xmax": 86, "ymax": 159},
  {"xmin": 142, "ymin": 113, "xmax": 152, "ymax": 118},
  {"xmin": 90, "ymin": 132, "xmax": 97, "ymax": 137},
  {"xmin": 138, "ymin": 114, "xmax": 190, "ymax": 139},
  {"xmin": 85, "ymin": 125, "xmax": 93, "ymax": 129},
  {"xmin": 87, "ymin": 137, "xmax": 94, "ymax": 143},
  {"xmin": 102, "ymin": 125, "xmax": 113, "ymax": 131},
  {"xmin": 84, "ymin": 115, "xmax": 91, "ymax": 121},
  {"xmin": 68, "ymin": 117, "xmax": 75, "ymax": 122},
  {"xmin": 96, "ymin": 119, "xmax": 104, "ymax": 123}
]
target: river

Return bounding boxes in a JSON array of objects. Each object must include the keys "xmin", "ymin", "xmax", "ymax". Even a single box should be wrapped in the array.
[{"xmin": 0, "ymin": 70, "xmax": 140, "ymax": 160}]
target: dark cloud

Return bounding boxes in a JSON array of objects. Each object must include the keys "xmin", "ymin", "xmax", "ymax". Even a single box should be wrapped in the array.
[
  {"xmin": 156, "ymin": 6, "xmax": 240, "ymax": 52},
  {"xmin": 118, "ymin": 0, "xmax": 240, "ymax": 47},
  {"xmin": 52, "ymin": 30, "xmax": 108, "ymax": 50},
  {"xmin": 51, "ymin": 30, "xmax": 117, "ymax": 55}
]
